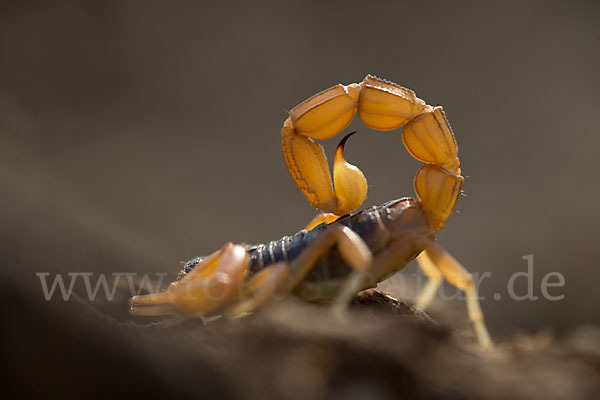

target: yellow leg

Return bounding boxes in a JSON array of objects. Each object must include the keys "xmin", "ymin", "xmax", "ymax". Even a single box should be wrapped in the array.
[
  {"xmin": 129, "ymin": 243, "xmax": 249, "ymax": 316},
  {"xmin": 421, "ymin": 239, "xmax": 492, "ymax": 348},
  {"xmin": 331, "ymin": 269, "xmax": 373, "ymax": 317},
  {"xmin": 219, "ymin": 223, "xmax": 373, "ymax": 316},
  {"xmin": 332, "ymin": 233, "xmax": 425, "ymax": 314},
  {"xmin": 415, "ymin": 251, "xmax": 442, "ymax": 310},
  {"xmin": 330, "ymin": 233, "xmax": 493, "ymax": 348},
  {"xmin": 279, "ymin": 224, "xmax": 373, "ymax": 296},
  {"xmin": 226, "ymin": 263, "xmax": 289, "ymax": 316}
]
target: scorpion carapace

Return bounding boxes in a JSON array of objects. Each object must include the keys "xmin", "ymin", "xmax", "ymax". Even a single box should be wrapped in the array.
[
  {"xmin": 281, "ymin": 75, "xmax": 463, "ymax": 231},
  {"xmin": 130, "ymin": 76, "xmax": 493, "ymax": 348}
]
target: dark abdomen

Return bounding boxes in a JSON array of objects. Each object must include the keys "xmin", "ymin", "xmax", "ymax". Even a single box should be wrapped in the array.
[{"xmin": 181, "ymin": 205, "xmax": 387, "ymax": 280}]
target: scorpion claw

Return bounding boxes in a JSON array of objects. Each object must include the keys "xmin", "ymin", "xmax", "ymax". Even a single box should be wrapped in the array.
[
  {"xmin": 129, "ymin": 291, "xmax": 179, "ymax": 316},
  {"xmin": 129, "ymin": 244, "xmax": 249, "ymax": 315}
]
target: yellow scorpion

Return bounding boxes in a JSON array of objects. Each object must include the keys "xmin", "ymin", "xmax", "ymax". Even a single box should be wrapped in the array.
[{"xmin": 130, "ymin": 75, "xmax": 492, "ymax": 348}]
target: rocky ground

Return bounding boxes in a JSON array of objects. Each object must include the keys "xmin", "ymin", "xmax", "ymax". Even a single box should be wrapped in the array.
[{"xmin": 3, "ymin": 277, "xmax": 599, "ymax": 400}]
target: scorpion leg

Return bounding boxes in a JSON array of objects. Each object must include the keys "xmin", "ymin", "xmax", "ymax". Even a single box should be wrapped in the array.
[
  {"xmin": 226, "ymin": 222, "xmax": 370, "ymax": 315},
  {"xmin": 226, "ymin": 263, "xmax": 289, "ymax": 316},
  {"xmin": 419, "ymin": 238, "xmax": 492, "ymax": 348},
  {"xmin": 331, "ymin": 233, "xmax": 427, "ymax": 315},
  {"xmin": 414, "ymin": 250, "xmax": 443, "ymax": 310},
  {"xmin": 279, "ymin": 225, "xmax": 373, "ymax": 296},
  {"xmin": 333, "ymin": 234, "xmax": 492, "ymax": 348},
  {"xmin": 129, "ymin": 243, "xmax": 249, "ymax": 316}
]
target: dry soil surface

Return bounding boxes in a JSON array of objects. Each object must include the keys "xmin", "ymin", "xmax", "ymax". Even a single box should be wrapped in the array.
[{"xmin": 3, "ymin": 278, "xmax": 599, "ymax": 400}]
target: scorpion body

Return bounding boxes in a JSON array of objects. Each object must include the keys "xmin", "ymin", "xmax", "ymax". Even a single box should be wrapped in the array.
[
  {"xmin": 180, "ymin": 198, "xmax": 431, "ymax": 301},
  {"xmin": 130, "ymin": 75, "xmax": 493, "ymax": 348}
]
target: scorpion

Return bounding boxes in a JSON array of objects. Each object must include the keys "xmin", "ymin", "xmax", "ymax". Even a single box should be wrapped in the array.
[{"xmin": 130, "ymin": 75, "xmax": 492, "ymax": 348}]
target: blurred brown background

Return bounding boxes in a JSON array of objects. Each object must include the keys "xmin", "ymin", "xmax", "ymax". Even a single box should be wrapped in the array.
[{"xmin": 0, "ymin": 0, "xmax": 598, "ymax": 334}]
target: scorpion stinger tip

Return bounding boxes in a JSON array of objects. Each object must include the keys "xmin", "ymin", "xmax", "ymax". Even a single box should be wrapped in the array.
[
  {"xmin": 333, "ymin": 130, "xmax": 368, "ymax": 216},
  {"xmin": 338, "ymin": 131, "xmax": 358, "ymax": 150}
]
